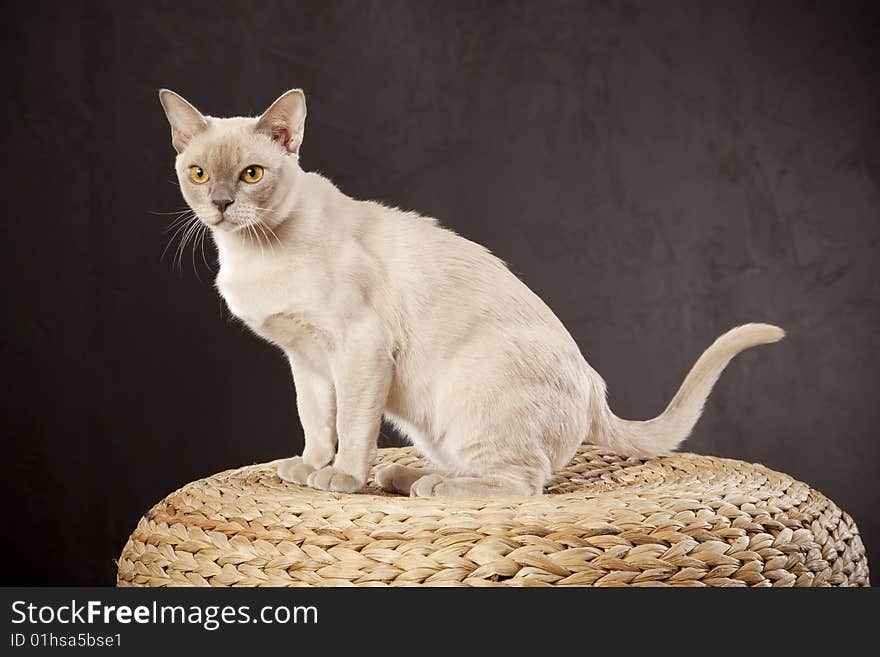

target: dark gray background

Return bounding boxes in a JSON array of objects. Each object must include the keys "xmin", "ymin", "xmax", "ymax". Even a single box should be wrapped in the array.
[{"xmin": 2, "ymin": 0, "xmax": 877, "ymax": 585}]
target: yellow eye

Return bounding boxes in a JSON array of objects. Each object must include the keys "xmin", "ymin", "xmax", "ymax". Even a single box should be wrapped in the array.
[
  {"xmin": 189, "ymin": 166, "xmax": 209, "ymax": 184},
  {"xmin": 241, "ymin": 165, "xmax": 264, "ymax": 184}
]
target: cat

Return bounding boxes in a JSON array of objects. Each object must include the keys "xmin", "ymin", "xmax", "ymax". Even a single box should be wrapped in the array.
[{"xmin": 159, "ymin": 87, "xmax": 784, "ymax": 498}]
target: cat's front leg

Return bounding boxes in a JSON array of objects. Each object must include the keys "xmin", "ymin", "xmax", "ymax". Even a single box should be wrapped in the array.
[
  {"xmin": 277, "ymin": 354, "xmax": 338, "ymax": 485},
  {"xmin": 306, "ymin": 318, "xmax": 393, "ymax": 494}
]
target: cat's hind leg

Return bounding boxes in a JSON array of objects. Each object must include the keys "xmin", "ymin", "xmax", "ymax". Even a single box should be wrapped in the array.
[
  {"xmin": 403, "ymin": 413, "xmax": 559, "ymax": 498},
  {"xmin": 374, "ymin": 463, "xmax": 436, "ymax": 495},
  {"xmin": 409, "ymin": 466, "xmax": 546, "ymax": 498}
]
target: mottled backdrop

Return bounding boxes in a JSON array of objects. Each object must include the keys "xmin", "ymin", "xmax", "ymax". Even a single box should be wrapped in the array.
[{"xmin": 2, "ymin": 0, "xmax": 878, "ymax": 584}]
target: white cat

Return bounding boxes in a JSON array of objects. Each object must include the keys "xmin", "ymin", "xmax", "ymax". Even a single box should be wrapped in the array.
[{"xmin": 159, "ymin": 88, "xmax": 784, "ymax": 498}]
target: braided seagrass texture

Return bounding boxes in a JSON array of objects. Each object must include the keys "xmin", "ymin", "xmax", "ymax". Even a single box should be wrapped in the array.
[{"xmin": 117, "ymin": 446, "xmax": 869, "ymax": 587}]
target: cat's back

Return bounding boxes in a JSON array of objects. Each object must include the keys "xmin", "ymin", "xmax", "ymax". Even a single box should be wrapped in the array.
[{"xmin": 364, "ymin": 201, "xmax": 580, "ymax": 351}]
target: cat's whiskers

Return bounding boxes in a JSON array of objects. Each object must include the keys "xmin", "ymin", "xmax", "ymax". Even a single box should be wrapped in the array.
[
  {"xmin": 166, "ymin": 221, "xmax": 190, "ymax": 269},
  {"xmin": 254, "ymin": 221, "xmax": 277, "ymax": 258},
  {"xmin": 158, "ymin": 205, "xmax": 217, "ymax": 276},
  {"xmin": 263, "ymin": 223, "xmax": 283, "ymax": 251},
  {"xmin": 190, "ymin": 207, "xmax": 216, "ymax": 274},
  {"xmin": 197, "ymin": 222, "xmax": 212, "ymax": 271},
  {"xmin": 172, "ymin": 220, "xmax": 193, "ymax": 272},
  {"xmin": 160, "ymin": 202, "xmax": 281, "ymax": 276},
  {"xmin": 249, "ymin": 206, "xmax": 285, "ymax": 252},
  {"xmin": 247, "ymin": 222, "xmax": 266, "ymax": 260},
  {"xmin": 176, "ymin": 217, "xmax": 204, "ymax": 273},
  {"xmin": 164, "ymin": 212, "xmax": 197, "ymax": 234},
  {"xmin": 239, "ymin": 220, "xmax": 254, "ymax": 250},
  {"xmin": 160, "ymin": 205, "xmax": 211, "ymax": 234},
  {"xmin": 161, "ymin": 215, "xmax": 199, "ymax": 264},
  {"xmin": 148, "ymin": 207, "xmax": 196, "ymax": 241},
  {"xmin": 149, "ymin": 208, "xmax": 193, "ymax": 216},
  {"xmin": 188, "ymin": 222, "xmax": 207, "ymax": 282},
  {"xmin": 186, "ymin": 221, "xmax": 208, "ymax": 278}
]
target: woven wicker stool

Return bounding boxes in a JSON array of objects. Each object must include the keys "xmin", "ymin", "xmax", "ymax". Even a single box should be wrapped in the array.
[{"xmin": 117, "ymin": 446, "xmax": 869, "ymax": 587}]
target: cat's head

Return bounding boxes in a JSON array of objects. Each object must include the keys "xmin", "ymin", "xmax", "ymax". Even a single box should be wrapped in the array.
[{"xmin": 159, "ymin": 89, "xmax": 307, "ymax": 232}]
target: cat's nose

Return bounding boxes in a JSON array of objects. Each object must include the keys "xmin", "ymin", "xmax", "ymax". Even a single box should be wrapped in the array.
[{"xmin": 212, "ymin": 198, "xmax": 234, "ymax": 213}]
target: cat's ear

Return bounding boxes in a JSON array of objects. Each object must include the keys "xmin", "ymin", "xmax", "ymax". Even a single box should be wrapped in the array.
[
  {"xmin": 158, "ymin": 89, "xmax": 208, "ymax": 153},
  {"xmin": 256, "ymin": 89, "xmax": 307, "ymax": 156}
]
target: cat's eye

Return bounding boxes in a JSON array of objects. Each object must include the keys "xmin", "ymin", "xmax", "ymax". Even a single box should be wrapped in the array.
[
  {"xmin": 189, "ymin": 166, "xmax": 209, "ymax": 184},
  {"xmin": 241, "ymin": 165, "xmax": 264, "ymax": 184}
]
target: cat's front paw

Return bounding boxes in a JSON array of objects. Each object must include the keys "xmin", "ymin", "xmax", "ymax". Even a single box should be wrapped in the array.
[
  {"xmin": 306, "ymin": 466, "xmax": 364, "ymax": 493},
  {"xmin": 409, "ymin": 474, "xmax": 446, "ymax": 498},
  {"xmin": 277, "ymin": 456, "xmax": 315, "ymax": 485}
]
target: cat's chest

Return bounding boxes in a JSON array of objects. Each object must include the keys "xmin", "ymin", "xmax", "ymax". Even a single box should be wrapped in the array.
[{"xmin": 215, "ymin": 260, "xmax": 327, "ymax": 348}]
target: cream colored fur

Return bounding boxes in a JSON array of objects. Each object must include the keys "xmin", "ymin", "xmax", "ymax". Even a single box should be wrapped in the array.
[{"xmin": 159, "ymin": 88, "xmax": 784, "ymax": 498}]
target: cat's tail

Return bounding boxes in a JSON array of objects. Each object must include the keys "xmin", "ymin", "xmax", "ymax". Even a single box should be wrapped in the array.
[{"xmin": 590, "ymin": 323, "xmax": 784, "ymax": 458}]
